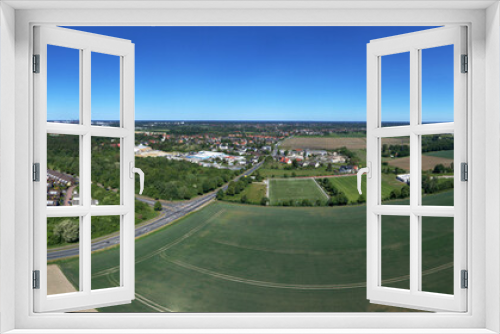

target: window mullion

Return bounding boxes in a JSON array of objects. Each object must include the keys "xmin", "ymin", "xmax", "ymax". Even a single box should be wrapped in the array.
[
  {"xmin": 81, "ymin": 47, "xmax": 92, "ymax": 294},
  {"xmin": 409, "ymin": 47, "xmax": 420, "ymax": 294}
]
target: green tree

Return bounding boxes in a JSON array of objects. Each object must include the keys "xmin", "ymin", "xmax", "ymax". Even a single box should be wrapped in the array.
[
  {"xmin": 401, "ymin": 185, "xmax": 410, "ymax": 198},
  {"xmin": 240, "ymin": 195, "xmax": 248, "ymax": 204},
  {"xmin": 390, "ymin": 188, "xmax": 401, "ymax": 199},
  {"xmin": 260, "ymin": 197, "xmax": 270, "ymax": 206},
  {"xmin": 154, "ymin": 201, "xmax": 162, "ymax": 211},
  {"xmin": 336, "ymin": 193, "xmax": 348, "ymax": 206},
  {"xmin": 216, "ymin": 189, "xmax": 224, "ymax": 200},
  {"xmin": 53, "ymin": 219, "xmax": 79, "ymax": 243},
  {"xmin": 226, "ymin": 185, "xmax": 235, "ymax": 196},
  {"xmin": 433, "ymin": 164, "xmax": 446, "ymax": 174},
  {"xmin": 357, "ymin": 194, "xmax": 366, "ymax": 204}
]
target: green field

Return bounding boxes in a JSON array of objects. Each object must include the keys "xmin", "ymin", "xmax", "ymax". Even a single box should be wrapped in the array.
[
  {"xmin": 269, "ymin": 179, "xmax": 328, "ymax": 205},
  {"xmin": 54, "ymin": 191, "xmax": 453, "ymax": 313},
  {"xmin": 424, "ymin": 150, "xmax": 454, "ymax": 159},
  {"xmin": 326, "ymin": 174, "xmax": 405, "ymax": 203},
  {"xmin": 223, "ymin": 183, "xmax": 267, "ymax": 205}
]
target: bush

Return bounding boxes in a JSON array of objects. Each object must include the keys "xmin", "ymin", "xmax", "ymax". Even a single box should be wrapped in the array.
[
  {"xmin": 261, "ymin": 197, "xmax": 270, "ymax": 206},
  {"xmin": 216, "ymin": 190, "xmax": 224, "ymax": 200},
  {"xmin": 53, "ymin": 219, "xmax": 79, "ymax": 243},
  {"xmin": 390, "ymin": 188, "xmax": 401, "ymax": 199},
  {"xmin": 357, "ymin": 194, "xmax": 366, "ymax": 204},
  {"xmin": 154, "ymin": 201, "xmax": 162, "ymax": 211},
  {"xmin": 335, "ymin": 193, "xmax": 348, "ymax": 206},
  {"xmin": 400, "ymin": 185, "xmax": 410, "ymax": 198}
]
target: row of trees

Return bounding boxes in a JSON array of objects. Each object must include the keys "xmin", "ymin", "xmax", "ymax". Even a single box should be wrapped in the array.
[
  {"xmin": 422, "ymin": 175, "xmax": 454, "ymax": 194},
  {"xmin": 382, "ymin": 143, "xmax": 410, "ymax": 158}
]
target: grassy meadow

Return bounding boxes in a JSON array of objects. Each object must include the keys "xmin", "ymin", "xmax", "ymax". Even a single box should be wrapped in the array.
[
  {"xmin": 223, "ymin": 183, "xmax": 267, "ymax": 205},
  {"xmin": 269, "ymin": 179, "xmax": 327, "ymax": 205},
  {"xmin": 54, "ymin": 191, "xmax": 453, "ymax": 313}
]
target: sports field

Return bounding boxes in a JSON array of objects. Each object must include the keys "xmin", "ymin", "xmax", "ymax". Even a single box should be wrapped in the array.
[
  {"xmin": 53, "ymin": 191, "xmax": 453, "ymax": 313},
  {"xmin": 269, "ymin": 179, "xmax": 328, "ymax": 205}
]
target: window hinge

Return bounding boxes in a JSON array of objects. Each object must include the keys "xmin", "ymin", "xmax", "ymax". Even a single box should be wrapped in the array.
[
  {"xmin": 461, "ymin": 162, "xmax": 468, "ymax": 181},
  {"xmin": 33, "ymin": 54, "xmax": 40, "ymax": 73},
  {"xmin": 33, "ymin": 163, "xmax": 40, "ymax": 182},
  {"xmin": 461, "ymin": 270, "xmax": 468, "ymax": 289},
  {"xmin": 461, "ymin": 54, "xmax": 468, "ymax": 73},
  {"xmin": 33, "ymin": 270, "xmax": 40, "ymax": 289}
]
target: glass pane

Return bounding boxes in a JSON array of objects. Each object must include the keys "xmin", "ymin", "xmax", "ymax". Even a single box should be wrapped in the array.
[
  {"xmin": 381, "ymin": 137, "xmax": 410, "ymax": 205},
  {"xmin": 381, "ymin": 215, "xmax": 410, "ymax": 290},
  {"xmin": 421, "ymin": 217, "xmax": 454, "ymax": 294},
  {"xmin": 91, "ymin": 137, "xmax": 120, "ymax": 205},
  {"xmin": 47, "ymin": 134, "xmax": 80, "ymax": 206},
  {"xmin": 47, "ymin": 217, "xmax": 80, "ymax": 294},
  {"xmin": 421, "ymin": 134, "xmax": 454, "ymax": 206},
  {"xmin": 91, "ymin": 215, "xmax": 121, "ymax": 290},
  {"xmin": 47, "ymin": 45, "xmax": 80, "ymax": 123},
  {"xmin": 91, "ymin": 52, "xmax": 120, "ymax": 127},
  {"xmin": 421, "ymin": 45, "xmax": 454, "ymax": 124},
  {"xmin": 381, "ymin": 52, "xmax": 410, "ymax": 127}
]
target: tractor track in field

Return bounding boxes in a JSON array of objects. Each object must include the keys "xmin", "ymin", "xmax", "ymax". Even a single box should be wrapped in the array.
[
  {"xmin": 159, "ymin": 257, "xmax": 453, "ymax": 291},
  {"xmin": 108, "ymin": 275, "xmax": 173, "ymax": 312},
  {"xmin": 92, "ymin": 209, "xmax": 226, "ymax": 278}
]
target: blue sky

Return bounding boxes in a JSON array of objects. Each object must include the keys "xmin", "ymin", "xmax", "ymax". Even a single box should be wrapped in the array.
[{"xmin": 47, "ymin": 26, "xmax": 453, "ymax": 122}]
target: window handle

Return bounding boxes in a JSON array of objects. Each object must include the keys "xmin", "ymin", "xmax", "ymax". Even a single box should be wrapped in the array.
[
  {"xmin": 357, "ymin": 162, "xmax": 371, "ymax": 195},
  {"xmin": 129, "ymin": 162, "xmax": 145, "ymax": 195}
]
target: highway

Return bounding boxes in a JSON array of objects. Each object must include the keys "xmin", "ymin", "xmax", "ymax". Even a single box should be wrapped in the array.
[{"xmin": 47, "ymin": 161, "xmax": 264, "ymax": 261}]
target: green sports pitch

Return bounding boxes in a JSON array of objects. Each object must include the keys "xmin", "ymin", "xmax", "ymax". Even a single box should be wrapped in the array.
[
  {"xmin": 54, "ymin": 190, "xmax": 453, "ymax": 313},
  {"xmin": 269, "ymin": 178, "xmax": 328, "ymax": 205}
]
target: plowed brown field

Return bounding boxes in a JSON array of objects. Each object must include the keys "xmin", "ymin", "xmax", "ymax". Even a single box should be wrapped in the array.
[{"xmin": 282, "ymin": 137, "xmax": 408, "ymax": 150}]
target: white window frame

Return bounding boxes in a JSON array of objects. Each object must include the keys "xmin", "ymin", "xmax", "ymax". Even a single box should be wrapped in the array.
[
  {"xmin": 1, "ymin": 1, "xmax": 499, "ymax": 333},
  {"xmin": 366, "ymin": 26, "xmax": 468, "ymax": 313},
  {"xmin": 33, "ymin": 26, "xmax": 136, "ymax": 313}
]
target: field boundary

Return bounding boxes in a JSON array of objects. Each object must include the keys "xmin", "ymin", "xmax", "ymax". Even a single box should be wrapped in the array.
[{"xmin": 313, "ymin": 178, "xmax": 330, "ymax": 200}]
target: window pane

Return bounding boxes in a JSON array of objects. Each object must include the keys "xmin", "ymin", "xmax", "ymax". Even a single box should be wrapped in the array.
[
  {"xmin": 91, "ymin": 137, "xmax": 120, "ymax": 205},
  {"xmin": 381, "ymin": 215, "xmax": 410, "ymax": 290},
  {"xmin": 381, "ymin": 52, "xmax": 410, "ymax": 127},
  {"xmin": 47, "ymin": 217, "xmax": 80, "ymax": 295},
  {"xmin": 381, "ymin": 137, "xmax": 410, "ymax": 205},
  {"xmin": 421, "ymin": 45, "xmax": 454, "ymax": 124},
  {"xmin": 47, "ymin": 45, "xmax": 80, "ymax": 124},
  {"xmin": 47, "ymin": 134, "xmax": 80, "ymax": 206},
  {"xmin": 421, "ymin": 217, "xmax": 453, "ymax": 294},
  {"xmin": 91, "ymin": 52, "xmax": 120, "ymax": 127},
  {"xmin": 421, "ymin": 134, "xmax": 454, "ymax": 206},
  {"xmin": 91, "ymin": 215, "xmax": 121, "ymax": 290}
]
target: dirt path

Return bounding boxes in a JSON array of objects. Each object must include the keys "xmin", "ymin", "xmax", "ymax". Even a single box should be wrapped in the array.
[{"xmin": 47, "ymin": 264, "xmax": 97, "ymax": 312}]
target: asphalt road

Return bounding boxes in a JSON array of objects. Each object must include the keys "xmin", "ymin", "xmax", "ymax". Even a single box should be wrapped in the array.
[{"xmin": 47, "ymin": 161, "xmax": 264, "ymax": 261}]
